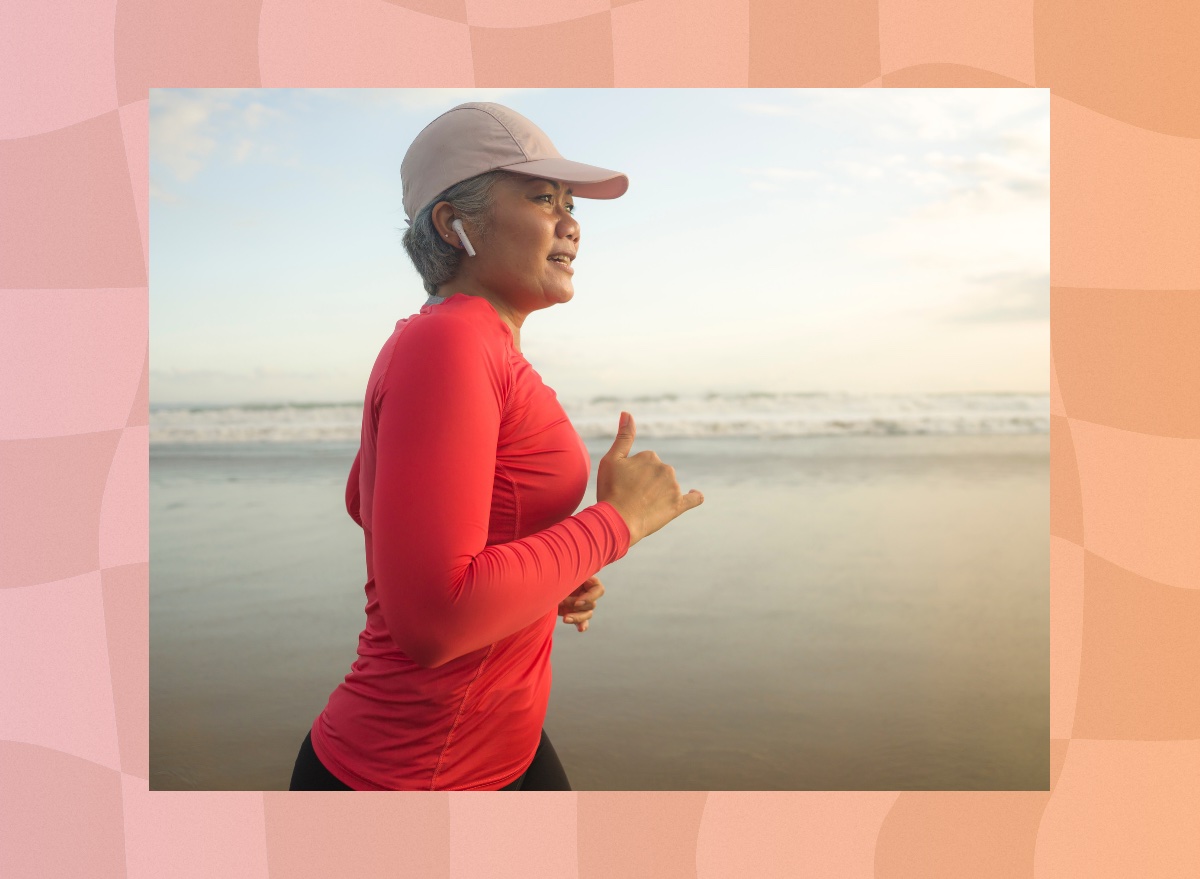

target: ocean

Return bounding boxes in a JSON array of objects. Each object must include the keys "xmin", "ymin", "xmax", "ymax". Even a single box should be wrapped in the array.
[
  {"xmin": 150, "ymin": 392, "xmax": 1049, "ymax": 790},
  {"xmin": 149, "ymin": 391, "xmax": 1050, "ymax": 444}
]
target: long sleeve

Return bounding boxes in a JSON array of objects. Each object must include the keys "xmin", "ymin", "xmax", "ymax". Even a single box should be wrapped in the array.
[{"xmin": 369, "ymin": 308, "xmax": 629, "ymax": 669}]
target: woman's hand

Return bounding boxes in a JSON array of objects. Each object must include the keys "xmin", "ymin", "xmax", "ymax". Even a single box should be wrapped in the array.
[
  {"xmin": 558, "ymin": 575, "xmax": 605, "ymax": 632},
  {"xmin": 597, "ymin": 412, "xmax": 704, "ymax": 547}
]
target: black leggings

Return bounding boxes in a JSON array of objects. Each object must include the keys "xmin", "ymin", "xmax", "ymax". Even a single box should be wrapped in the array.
[{"xmin": 288, "ymin": 728, "xmax": 571, "ymax": 791}]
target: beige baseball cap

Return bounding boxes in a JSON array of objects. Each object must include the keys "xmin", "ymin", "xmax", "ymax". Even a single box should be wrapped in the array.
[{"xmin": 401, "ymin": 102, "xmax": 629, "ymax": 223}]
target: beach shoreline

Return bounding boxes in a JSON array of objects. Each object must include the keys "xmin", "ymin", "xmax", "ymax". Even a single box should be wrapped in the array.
[{"xmin": 151, "ymin": 433, "xmax": 1048, "ymax": 790}]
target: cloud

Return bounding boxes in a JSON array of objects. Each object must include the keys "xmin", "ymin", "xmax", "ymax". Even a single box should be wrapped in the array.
[
  {"xmin": 887, "ymin": 90, "xmax": 1047, "ymax": 142},
  {"xmin": 992, "ymin": 119, "xmax": 1049, "ymax": 159},
  {"xmin": 150, "ymin": 90, "xmax": 226, "ymax": 181},
  {"xmin": 901, "ymin": 168, "xmax": 950, "ymax": 188},
  {"xmin": 150, "ymin": 90, "xmax": 290, "ymax": 182},
  {"xmin": 739, "ymin": 101, "xmax": 804, "ymax": 116},
  {"xmin": 806, "ymin": 151, "xmax": 915, "ymax": 189},
  {"xmin": 740, "ymin": 166, "xmax": 822, "ymax": 192},
  {"xmin": 241, "ymin": 100, "xmax": 282, "ymax": 128},
  {"xmin": 150, "ymin": 180, "xmax": 179, "ymax": 204},
  {"xmin": 755, "ymin": 167, "xmax": 822, "ymax": 181},
  {"xmin": 831, "ymin": 158, "xmax": 885, "ymax": 180},
  {"xmin": 942, "ymin": 271, "xmax": 1050, "ymax": 323},
  {"xmin": 845, "ymin": 183, "xmax": 1048, "ymax": 282},
  {"xmin": 737, "ymin": 91, "xmax": 1048, "ymax": 148},
  {"xmin": 801, "ymin": 89, "xmax": 1049, "ymax": 147},
  {"xmin": 910, "ymin": 151, "xmax": 1048, "ymax": 213}
]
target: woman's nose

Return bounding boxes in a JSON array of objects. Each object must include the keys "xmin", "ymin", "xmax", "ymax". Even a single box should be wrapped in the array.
[{"xmin": 559, "ymin": 209, "xmax": 580, "ymax": 241}]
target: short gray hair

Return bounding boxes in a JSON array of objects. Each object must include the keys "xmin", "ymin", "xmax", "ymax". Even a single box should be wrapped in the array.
[{"xmin": 402, "ymin": 170, "xmax": 509, "ymax": 296}]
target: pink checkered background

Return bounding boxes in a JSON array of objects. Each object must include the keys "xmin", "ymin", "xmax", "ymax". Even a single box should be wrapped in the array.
[{"xmin": 2, "ymin": 0, "xmax": 1198, "ymax": 876}]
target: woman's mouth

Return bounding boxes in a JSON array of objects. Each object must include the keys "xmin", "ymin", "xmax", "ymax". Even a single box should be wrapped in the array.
[{"xmin": 548, "ymin": 255, "xmax": 574, "ymax": 275}]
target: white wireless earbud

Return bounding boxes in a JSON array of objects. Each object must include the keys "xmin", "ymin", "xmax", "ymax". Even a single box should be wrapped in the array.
[{"xmin": 450, "ymin": 218, "xmax": 476, "ymax": 257}]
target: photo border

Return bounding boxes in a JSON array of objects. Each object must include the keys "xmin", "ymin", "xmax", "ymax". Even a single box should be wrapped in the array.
[{"xmin": 2, "ymin": 1, "xmax": 1197, "ymax": 875}]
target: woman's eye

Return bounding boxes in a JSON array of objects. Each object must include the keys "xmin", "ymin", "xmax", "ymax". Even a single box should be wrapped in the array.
[{"xmin": 536, "ymin": 194, "xmax": 574, "ymax": 214}]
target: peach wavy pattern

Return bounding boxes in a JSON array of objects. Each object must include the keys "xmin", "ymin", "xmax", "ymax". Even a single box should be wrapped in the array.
[
  {"xmin": 0, "ymin": 433, "xmax": 124, "ymax": 589},
  {"xmin": 0, "ymin": 0, "xmax": 1199, "ymax": 875},
  {"xmin": 464, "ymin": 0, "xmax": 610, "ymax": 29},
  {"xmin": 1034, "ymin": 0, "xmax": 1200, "ymax": 139},
  {"xmin": 262, "ymin": 792, "xmax": 452, "ymax": 877},
  {"xmin": 876, "ymin": 791, "xmax": 1053, "ymax": 878},
  {"xmin": 0, "ymin": 0, "xmax": 120, "ymax": 140},
  {"xmin": 258, "ymin": 0, "xmax": 474, "ymax": 87},
  {"xmin": 0, "ymin": 742, "xmax": 127, "ymax": 877},
  {"xmin": 381, "ymin": 0, "xmax": 468, "ymax": 25},
  {"xmin": 123, "ymin": 787, "xmax": 271, "ymax": 879},
  {"xmin": 696, "ymin": 792, "xmax": 898, "ymax": 878},
  {"xmin": 577, "ymin": 792, "xmax": 708, "ymax": 879},
  {"xmin": 882, "ymin": 64, "xmax": 1034, "ymax": 87},
  {"xmin": 114, "ymin": 0, "xmax": 264, "ymax": 103},
  {"xmin": 103, "ymin": 564, "xmax": 150, "ymax": 779},
  {"xmin": 612, "ymin": 0, "xmax": 751, "ymax": 87},
  {"xmin": 0, "ymin": 290, "xmax": 146, "ymax": 440},
  {"xmin": 748, "ymin": 0, "xmax": 881, "ymax": 86},
  {"xmin": 471, "ymin": 13, "xmax": 617, "ymax": 86},
  {"xmin": 118, "ymin": 102, "xmax": 151, "ymax": 279},
  {"xmin": 1048, "ymin": 353, "xmax": 1065, "ymax": 417},
  {"xmin": 879, "ymin": 0, "xmax": 1035, "ymax": 85},
  {"xmin": 1049, "ymin": 414, "xmax": 1082, "ymax": 544},
  {"xmin": 449, "ymin": 792, "xmax": 578, "ymax": 877},
  {"xmin": 0, "ymin": 573, "xmax": 120, "ymax": 768},
  {"xmin": 1052, "ymin": 289, "xmax": 1200, "ymax": 439},
  {"xmin": 1072, "ymin": 550, "xmax": 1200, "ymax": 738},
  {"xmin": 1070, "ymin": 420, "xmax": 1200, "ymax": 591},
  {"xmin": 1049, "ymin": 537, "xmax": 1084, "ymax": 739},
  {"xmin": 0, "ymin": 115, "xmax": 145, "ymax": 289},
  {"xmin": 1050, "ymin": 97, "xmax": 1200, "ymax": 290},
  {"xmin": 1035, "ymin": 741, "xmax": 1200, "ymax": 877}
]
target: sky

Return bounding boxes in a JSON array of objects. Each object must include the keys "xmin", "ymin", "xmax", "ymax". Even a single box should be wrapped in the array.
[{"xmin": 149, "ymin": 88, "xmax": 1049, "ymax": 405}]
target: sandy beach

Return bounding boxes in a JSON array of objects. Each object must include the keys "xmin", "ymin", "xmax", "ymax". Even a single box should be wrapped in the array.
[{"xmin": 151, "ymin": 433, "xmax": 1047, "ymax": 790}]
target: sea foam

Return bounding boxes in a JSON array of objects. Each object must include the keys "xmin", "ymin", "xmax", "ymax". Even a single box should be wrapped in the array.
[{"xmin": 150, "ymin": 392, "xmax": 1050, "ymax": 444}]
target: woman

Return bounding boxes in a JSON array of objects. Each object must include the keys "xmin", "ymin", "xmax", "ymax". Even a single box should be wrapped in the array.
[{"xmin": 289, "ymin": 102, "xmax": 703, "ymax": 791}]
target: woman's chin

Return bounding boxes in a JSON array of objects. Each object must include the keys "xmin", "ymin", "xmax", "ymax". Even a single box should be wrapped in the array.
[{"xmin": 544, "ymin": 286, "xmax": 574, "ymax": 306}]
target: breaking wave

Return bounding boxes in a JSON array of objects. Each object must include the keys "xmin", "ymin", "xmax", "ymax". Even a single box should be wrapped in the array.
[{"xmin": 151, "ymin": 392, "xmax": 1049, "ymax": 444}]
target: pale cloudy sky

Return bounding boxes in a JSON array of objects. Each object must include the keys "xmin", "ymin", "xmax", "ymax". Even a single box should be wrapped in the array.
[{"xmin": 149, "ymin": 88, "xmax": 1048, "ymax": 404}]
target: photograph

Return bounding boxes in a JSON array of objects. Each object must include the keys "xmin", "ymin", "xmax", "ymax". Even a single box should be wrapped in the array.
[{"xmin": 149, "ymin": 87, "xmax": 1050, "ymax": 791}]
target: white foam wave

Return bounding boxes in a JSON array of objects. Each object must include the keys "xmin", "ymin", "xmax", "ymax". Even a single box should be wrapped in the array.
[
  {"xmin": 150, "ymin": 393, "xmax": 1049, "ymax": 444},
  {"xmin": 565, "ymin": 392, "xmax": 1049, "ymax": 439},
  {"xmin": 150, "ymin": 403, "xmax": 364, "ymax": 444}
]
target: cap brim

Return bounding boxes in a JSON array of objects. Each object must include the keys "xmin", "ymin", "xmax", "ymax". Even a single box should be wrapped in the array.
[{"xmin": 499, "ymin": 158, "xmax": 629, "ymax": 199}]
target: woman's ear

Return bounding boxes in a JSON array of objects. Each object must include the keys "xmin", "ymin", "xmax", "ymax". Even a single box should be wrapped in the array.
[{"xmin": 430, "ymin": 201, "xmax": 461, "ymax": 250}]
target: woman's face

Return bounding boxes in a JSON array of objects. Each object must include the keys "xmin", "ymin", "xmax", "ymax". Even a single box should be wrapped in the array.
[{"xmin": 467, "ymin": 173, "xmax": 580, "ymax": 315}]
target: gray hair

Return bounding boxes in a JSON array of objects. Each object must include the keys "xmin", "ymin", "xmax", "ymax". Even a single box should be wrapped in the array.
[{"xmin": 402, "ymin": 170, "xmax": 510, "ymax": 296}]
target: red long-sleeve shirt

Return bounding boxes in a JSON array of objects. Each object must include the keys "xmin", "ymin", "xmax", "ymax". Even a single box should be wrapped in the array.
[{"xmin": 310, "ymin": 292, "xmax": 630, "ymax": 790}]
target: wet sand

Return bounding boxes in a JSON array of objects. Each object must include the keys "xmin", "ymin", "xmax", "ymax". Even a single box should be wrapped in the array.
[{"xmin": 151, "ymin": 434, "xmax": 1048, "ymax": 790}]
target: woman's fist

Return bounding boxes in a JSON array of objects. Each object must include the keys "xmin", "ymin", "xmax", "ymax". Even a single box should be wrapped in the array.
[{"xmin": 597, "ymin": 412, "xmax": 703, "ymax": 547}]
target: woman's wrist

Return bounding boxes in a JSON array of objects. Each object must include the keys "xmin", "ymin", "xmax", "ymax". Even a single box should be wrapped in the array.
[{"xmin": 595, "ymin": 499, "xmax": 638, "ymax": 550}]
